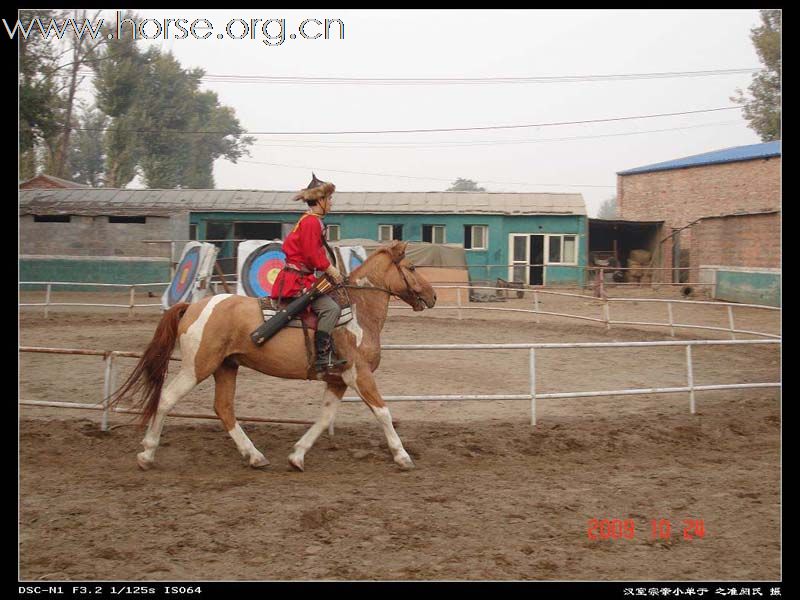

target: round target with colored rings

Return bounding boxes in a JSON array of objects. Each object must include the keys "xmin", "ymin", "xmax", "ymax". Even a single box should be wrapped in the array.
[
  {"xmin": 349, "ymin": 252, "xmax": 364, "ymax": 273},
  {"xmin": 241, "ymin": 242, "xmax": 286, "ymax": 297},
  {"xmin": 166, "ymin": 245, "xmax": 201, "ymax": 306}
]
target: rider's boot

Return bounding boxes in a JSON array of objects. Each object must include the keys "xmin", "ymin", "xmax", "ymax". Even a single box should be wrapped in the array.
[{"xmin": 314, "ymin": 331, "xmax": 348, "ymax": 372}]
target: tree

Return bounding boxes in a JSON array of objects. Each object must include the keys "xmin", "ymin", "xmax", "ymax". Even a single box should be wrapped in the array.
[
  {"xmin": 731, "ymin": 9, "xmax": 781, "ymax": 141},
  {"xmin": 69, "ymin": 106, "xmax": 107, "ymax": 186},
  {"xmin": 52, "ymin": 9, "xmax": 107, "ymax": 179},
  {"xmin": 91, "ymin": 12, "xmax": 149, "ymax": 187},
  {"xmin": 91, "ymin": 31, "xmax": 253, "ymax": 189},
  {"xmin": 18, "ymin": 9, "xmax": 65, "ymax": 179},
  {"xmin": 597, "ymin": 196, "xmax": 617, "ymax": 219},
  {"xmin": 135, "ymin": 52, "xmax": 254, "ymax": 188},
  {"xmin": 447, "ymin": 178, "xmax": 486, "ymax": 192}
]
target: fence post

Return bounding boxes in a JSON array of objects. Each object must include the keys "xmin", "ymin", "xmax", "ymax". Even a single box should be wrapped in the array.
[
  {"xmin": 128, "ymin": 285, "xmax": 136, "ymax": 318},
  {"xmin": 529, "ymin": 348, "xmax": 537, "ymax": 427},
  {"xmin": 686, "ymin": 345, "xmax": 696, "ymax": 415},
  {"xmin": 44, "ymin": 283, "xmax": 52, "ymax": 319},
  {"xmin": 101, "ymin": 352, "xmax": 115, "ymax": 431},
  {"xmin": 727, "ymin": 306, "xmax": 737, "ymax": 340},
  {"xmin": 456, "ymin": 288, "xmax": 463, "ymax": 321},
  {"xmin": 604, "ymin": 300, "xmax": 611, "ymax": 330},
  {"xmin": 667, "ymin": 302, "xmax": 675, "ymax": 337},
  {"xmin": 533, "ymin": 291, "xmax": 540, "ymax": 324}
]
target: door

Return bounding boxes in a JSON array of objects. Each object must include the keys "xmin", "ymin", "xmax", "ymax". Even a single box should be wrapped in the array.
[{"xmin": 509, "ymin": 234, "xmax": 545, "ymax": 285}]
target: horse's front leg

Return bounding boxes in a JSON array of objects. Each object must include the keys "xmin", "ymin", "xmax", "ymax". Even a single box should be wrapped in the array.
[
  {"xmin": 214, "ymin": 362, "xmax": 269, "ymax": 468},
  {"xmin": 288, "ymin": 381, "xmax": 347, "ymax": 471},
  {"xmin": 341, "ymin": 364, "xmax": 414, "ymax": 470}
]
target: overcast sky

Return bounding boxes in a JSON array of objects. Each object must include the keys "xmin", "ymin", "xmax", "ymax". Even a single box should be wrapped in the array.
[{"xmin": 104, "ymin": 9, "xmax": 766, "ymax": 216}]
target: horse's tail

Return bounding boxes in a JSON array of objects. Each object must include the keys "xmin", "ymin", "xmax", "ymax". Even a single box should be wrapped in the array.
[{"xmin": 110, "ymin": 302, "xmax": 190, "ymax": 427}]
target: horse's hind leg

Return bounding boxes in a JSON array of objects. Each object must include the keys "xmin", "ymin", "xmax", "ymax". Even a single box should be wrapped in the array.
[
  {"xmin": 341, "ymin": 364, "xmax": 414, "ymax": 470},
  {"xmin": 288, "ymin": 382, "xmax": 347, "ymax": 472},
  {"xmin": 137, "ymin": 369, "xmax": 197, "ymax": 470},
  {"xmin": 213, "ymin": 361, "xmax": 269, "ymax": 468}
]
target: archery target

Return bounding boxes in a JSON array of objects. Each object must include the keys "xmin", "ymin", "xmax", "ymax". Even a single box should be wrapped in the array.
[
  {"xmin": 349, "ymin": 250, "xmax": 365, "ymax": 272},
  {"xmin": 162, "ymin": 242, "xmax": 218, "ymax": 309},
  {"xmin": 237, "ymin": 240, "xmax": 286, "ymax": 297},
  {"xmin": 335, "ymin": 246, "xmax": 367, "ymax": 275}
]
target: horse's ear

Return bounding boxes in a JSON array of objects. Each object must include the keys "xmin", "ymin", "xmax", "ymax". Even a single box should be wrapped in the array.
[{"xmin": 389, "ymin": 240, "xmax": 408, "ymax": 259}]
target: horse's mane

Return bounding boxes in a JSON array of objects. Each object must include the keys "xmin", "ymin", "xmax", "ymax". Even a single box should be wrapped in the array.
[{"xmin": 348, "ymin": 245, "xmax": 394, "ymax": 281}]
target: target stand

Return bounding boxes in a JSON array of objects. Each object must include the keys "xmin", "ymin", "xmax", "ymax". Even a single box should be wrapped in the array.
[
  {"xmin": 236, "ymin": 240, "xmax": 287, "ymax": 298},
  {"xmin": 161, "ymin": 242, "xmax": 219, "ymax": 309},
  {"xmin": 334, "ymin": 245, "xmax": 367, "ymax": 276}
]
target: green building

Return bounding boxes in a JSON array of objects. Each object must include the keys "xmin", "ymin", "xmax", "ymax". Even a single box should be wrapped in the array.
[{"xmin": 20, "ymin": 188, "xmax": 588, "ymax": 287}]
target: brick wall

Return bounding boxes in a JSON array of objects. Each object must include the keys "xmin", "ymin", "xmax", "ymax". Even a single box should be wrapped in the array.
[
  {"xmin": 689, "ymin": 211, "xmax": 781, "ymax": 280},
  {"xmin": 618, "ymin": 156, "xmax": 780, "ymax": 272}
]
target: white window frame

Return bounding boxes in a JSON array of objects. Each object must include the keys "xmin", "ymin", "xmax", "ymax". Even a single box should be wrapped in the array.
[
  {"xmin": 465, "ymin": 225, "xmax": 489, "ymax": 251},
  {"xmin": 423, "ymin": 224, "xmax": 446, "ymax": 244},
  {"xmin": 545, "ymin": 234, "xmax": 578, "ymax": 266},
  {"xmin": 326, "ymin": 224, "xmax": 341, "ymax": 242},
  {"xmin": 379, "ymin": 225, "xmax": 394, "ymax": 242}
]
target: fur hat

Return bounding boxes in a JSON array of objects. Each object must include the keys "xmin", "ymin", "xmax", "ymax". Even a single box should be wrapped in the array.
[{"xmin": 292, "ymin": 172, "xmax": 336, "ymax": 202}]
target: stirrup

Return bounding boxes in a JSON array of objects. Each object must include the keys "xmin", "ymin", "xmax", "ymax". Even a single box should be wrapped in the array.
[{"xmin": 315, "ymin": 354, "xmax": 348, "ymax": 373}]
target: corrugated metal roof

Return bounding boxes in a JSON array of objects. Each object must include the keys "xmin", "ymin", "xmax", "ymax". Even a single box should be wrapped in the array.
[
  {"xmin": 617, "ymin": 141, "xmax": 781, "ymax": 176},
  {"xmin": 19, "ymin": 189, "xmax": 586, "ymax": 216}
]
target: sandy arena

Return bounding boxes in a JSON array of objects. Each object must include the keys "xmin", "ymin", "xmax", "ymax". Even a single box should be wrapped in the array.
[{"xmin": 19, "ymin": 289, "xmax": 781, "ymax": 581}]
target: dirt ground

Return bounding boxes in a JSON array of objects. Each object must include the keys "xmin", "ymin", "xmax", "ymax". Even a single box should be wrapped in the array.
[{"xmin": 18, "ymin": 290, "xmax": 781, "ymax": 581}]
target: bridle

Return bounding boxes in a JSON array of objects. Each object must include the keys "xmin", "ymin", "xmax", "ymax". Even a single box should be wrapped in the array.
[{"xmin": 340, "ymin": 256, "xmax": 426, "ymax": 308}]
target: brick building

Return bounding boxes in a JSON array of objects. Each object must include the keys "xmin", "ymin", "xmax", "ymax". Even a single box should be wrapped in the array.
[
  {"xmin": 689, "ymin": 210, "xmax": 780, "ymax": 306},
  {"xmin": 618, "ymin": 142, "xmax": 780, "ymax": 263},
  {"xmin": 616, "ymin": 141, "xmax": 781, "ymax": 304}
]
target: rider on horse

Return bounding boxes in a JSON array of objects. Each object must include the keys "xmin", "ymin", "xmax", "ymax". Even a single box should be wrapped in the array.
[{"xmin": 271, "ymin": 173, "xmax": 348, "ymax": 373}]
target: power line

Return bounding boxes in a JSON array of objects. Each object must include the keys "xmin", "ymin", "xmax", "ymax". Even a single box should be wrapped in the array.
[
  {"xmin": 66, "ymin": 105, "xmax": 744, "ymax": 136},
  {"xmin": 237, "ymin": 159, "xmax": 616, "ymax": 189},
  {"xmin": 248, "ymin": 120, "xmax": 742, "ymax": 150},
  {"xmin": 76, "ymin": 67, "xmax": 762, "ymax": 85}
]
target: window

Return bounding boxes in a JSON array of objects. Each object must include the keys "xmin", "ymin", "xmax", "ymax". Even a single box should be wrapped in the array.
[
  {"xmin": 233, "ymin": 221, "xmax": 282, "ymax": 241},
  {"xmin": 34, "ymin": 214, "xmax": 70, "ymax": 223},
  {"xmin": 546, "ymin": 234, "xmax": 578, "ymax": 264},
  {"xmin": 422, "ymin": 225, "xmax": 446, "ymax": 244},
  {"xmin": 108, "ymin": 216, "xmax": 146, "ymax": 224},
  {"xmin": 326, "ymin": 224, "xmax": 341, "ymax": 242},
  {"xmin": 189, "ymin": 224, "xmax": 197, "ymax": 241},
  {"xmin": 464, "ymin": 225, "xmax": 488, "ymax": 250},
  {"xmin": 379, "ymin": 225, "xmax": 403, "ymax": 241}
]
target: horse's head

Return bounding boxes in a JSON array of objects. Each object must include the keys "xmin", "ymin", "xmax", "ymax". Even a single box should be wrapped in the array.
[{"xmin": 379, "ymin": 241, "xmax": 437, "ymax": 311}]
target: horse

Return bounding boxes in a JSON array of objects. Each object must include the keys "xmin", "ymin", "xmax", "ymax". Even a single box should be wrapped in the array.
[{"xmin": 111, "ymin": 240, "xmax": 437, "ymax": 472}]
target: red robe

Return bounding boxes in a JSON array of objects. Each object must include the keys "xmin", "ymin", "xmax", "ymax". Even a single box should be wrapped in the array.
[{"xmin": 271, "ymin": 213, "xmax": 331, "ymax": 299}]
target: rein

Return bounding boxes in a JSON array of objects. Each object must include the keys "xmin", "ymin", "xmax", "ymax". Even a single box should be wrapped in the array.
[{"xmin": 340, "ymin": 258, "xmax": 424, "ymax": 306}]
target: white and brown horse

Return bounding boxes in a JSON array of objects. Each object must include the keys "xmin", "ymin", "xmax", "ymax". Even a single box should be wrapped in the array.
[{"xmin": 112, "ymin": 241, "xmax": 436, "ymax": 472}]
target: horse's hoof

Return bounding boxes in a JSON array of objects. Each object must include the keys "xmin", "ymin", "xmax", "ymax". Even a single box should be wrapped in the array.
[
  {"xmin": 137, "ymin": 453, "xmax": 154, "ymax": 471},
  {"xmin": 288, "ymin": 454, "xmax": 305, "ymax": 472},
  {"xmin": 396, "ymin": 455, "xmax": 415, "ymax": 471},
  {"xmin": 250, "ymin": 455, "xmax": 270, "ymax": 469}
]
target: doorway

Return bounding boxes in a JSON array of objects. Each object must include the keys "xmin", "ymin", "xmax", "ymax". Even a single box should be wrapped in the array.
[{"xmin": 509, "ymin": 234, "xmax": 545, "ymax": 285}]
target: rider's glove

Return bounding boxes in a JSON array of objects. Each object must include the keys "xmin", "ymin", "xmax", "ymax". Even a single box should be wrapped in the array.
[{"xmin": 325, "ymin": 264, "xmax": 344, "ymax": 284}]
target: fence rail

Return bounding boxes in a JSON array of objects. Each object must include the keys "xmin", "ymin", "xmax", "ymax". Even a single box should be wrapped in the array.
[
  {"xmin": 20, "ymin": 339, "xmax": 781, "ymax": 431},
  {"xmin": 20, "ymin": 281, "xmax": 780, "ymax": 340}
]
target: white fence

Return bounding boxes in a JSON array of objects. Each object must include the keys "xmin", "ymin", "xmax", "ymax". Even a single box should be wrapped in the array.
[
  {"xmin": 396, "ymin": 285, "xmax": 781, "ymax": 340},
  {"xmin": 20, "ymin": 281, "xmax": 780, "ymax": 340},
  {"xmin": 20, "ymin": 339, "xmax": 781, "ymax": 431},
  {"xmin": 19, "ymin": 281, "xmax": 165, "ymax": 317}
]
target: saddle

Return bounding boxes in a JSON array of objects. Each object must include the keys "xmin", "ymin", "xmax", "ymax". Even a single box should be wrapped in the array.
[{"xmin": 258, "ymin": 287, "xmax": 353, "ymax": 331}]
